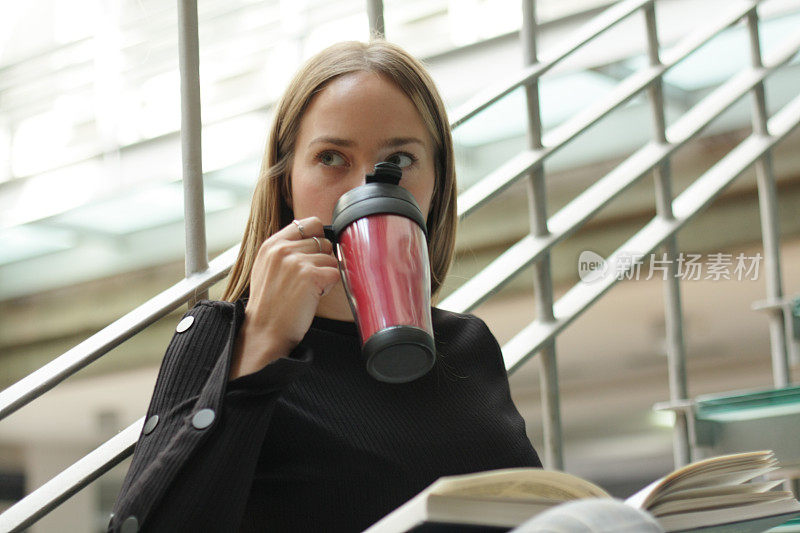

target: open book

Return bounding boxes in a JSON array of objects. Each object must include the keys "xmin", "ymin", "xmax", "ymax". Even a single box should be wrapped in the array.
[{"xmin": 364, "ymin": 451, "xmax": 800, "ymax": 533}]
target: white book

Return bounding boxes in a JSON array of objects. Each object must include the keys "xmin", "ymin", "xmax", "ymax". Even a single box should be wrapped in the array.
[{"xmin": 364, "ymin": 451, "xmax": 800, "ymax": 533}]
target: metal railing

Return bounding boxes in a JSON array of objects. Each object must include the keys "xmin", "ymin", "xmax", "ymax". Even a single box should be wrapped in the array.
[
  {"xmin": 440, "ymin": 0, "xmax": 800, "ymax": 469},
  {"xmin": 2, "ymin": 0, "xmax": 799, "ymax": 530}
]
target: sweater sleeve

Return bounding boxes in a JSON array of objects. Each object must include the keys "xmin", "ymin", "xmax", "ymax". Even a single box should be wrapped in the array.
[
  {"xmin": 108, "ymin": 299, "xmax": 311, "ymax": 533},
  {"xmin": 469, "ymin": 313, "xmax": 543, "ymax": 468}
]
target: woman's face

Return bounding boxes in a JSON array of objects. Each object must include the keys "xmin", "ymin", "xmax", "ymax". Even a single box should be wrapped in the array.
[{"xmin": 288, "ymin": 71, "xmax": 436, "ymax": 225}]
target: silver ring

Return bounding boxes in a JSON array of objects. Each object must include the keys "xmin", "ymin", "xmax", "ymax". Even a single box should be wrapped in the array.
[
  {"xmin": 311, "ymin": 236, "xmax": 322, "ymax": 253},
  {"xmin": 292, "ymin": 220, "xmax": 306, "ymax": 239}
]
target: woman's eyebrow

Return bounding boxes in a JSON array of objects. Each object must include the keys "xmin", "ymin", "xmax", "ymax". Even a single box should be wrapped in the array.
[
  {"xmin": 309, "ymin": 136, "xmax": 355, "ymax": 148},
  {"xmin": 380, "ymin": 137, "xmax": 425, "ymax": 149}
]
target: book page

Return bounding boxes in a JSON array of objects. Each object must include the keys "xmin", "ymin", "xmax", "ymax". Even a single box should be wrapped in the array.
[
  {"xmin": 654, "ymin": 480, "xmax": 783, "ymax": 505},
  {"xmin": 661, "ymin": 466, "xmax": 778, "ymax": 494},
  {"xmin": 625, "ymin": 451, "xmax": 777, "ymax": 510},
  {"xmin": 429, "ymin": 468, "xmax": 611, "ymax": 502},
  {"xmin": 649, "ymin": 490, "xmax": 795, "ymax": 516}
]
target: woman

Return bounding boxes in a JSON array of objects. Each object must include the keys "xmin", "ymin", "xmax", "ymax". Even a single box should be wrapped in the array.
[{"xmin": 109, "ymin": 40, "xmax": 541, "ymax": 533}]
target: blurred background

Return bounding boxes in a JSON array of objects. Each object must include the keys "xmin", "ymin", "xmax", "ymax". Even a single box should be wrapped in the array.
[{"xmin": 1, "ymin": 0, "xmax": 799, "ymax": 531}]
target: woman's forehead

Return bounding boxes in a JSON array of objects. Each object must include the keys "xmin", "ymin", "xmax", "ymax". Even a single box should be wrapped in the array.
[{"xmin": 296, "ymin": 72, "xmax": 432, "ymax": 148}]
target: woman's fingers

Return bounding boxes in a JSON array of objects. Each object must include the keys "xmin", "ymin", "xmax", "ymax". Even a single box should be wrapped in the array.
[
  {"xmin": 277, "ymin": 216, "xmax": 326, "ymax": 242},
  {"xmin": 316, "ymin": 265, "xmax": 342, "ymax": 292},
  {"xmin": 230, "ymin": 217, "xmax": 343, "ymax": 379},
  {"xmin": 302, "ymin": 252, "xmax": 339, "ymax": 269},
  {"xmin": 272, "ymin": 236, "xmax": 334, "ymax": 256},
  {"xmin": 317, "ymin": 265, "xmax": 341, "ymax": 297},
  {"xmin": 301, "ymin": 236, "xmax": 334, "ymax": 255}
]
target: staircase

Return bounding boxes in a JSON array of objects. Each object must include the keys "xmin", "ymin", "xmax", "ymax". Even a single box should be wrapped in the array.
[{"xmin": 1, "ymin": 0, "xmax": 799, "ymax": 530}]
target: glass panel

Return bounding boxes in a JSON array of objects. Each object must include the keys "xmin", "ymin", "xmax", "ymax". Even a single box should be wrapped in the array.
[{"xmin": 695, "ymin": 385, "xmax": 800, "ymax": 421}]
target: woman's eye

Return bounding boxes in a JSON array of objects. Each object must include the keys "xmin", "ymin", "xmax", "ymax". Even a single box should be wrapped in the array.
[
  {"xmin": 319, "ymin": 151, "xmax": 346, "ymax": 166},
  {"xmin": 384, "ymin": 152, "xmax": 416, "ymax": 169}
]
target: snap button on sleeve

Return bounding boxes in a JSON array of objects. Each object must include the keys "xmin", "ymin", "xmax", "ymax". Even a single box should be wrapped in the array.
[
  {"xmin": 175, "ymin": 315, "xmax": 194, "ymax": 333},
  {"xmin": 121, "ymin": 515, "xmax": 139, "ymax": 533},
  {"xmin": 142, "ymin": 415, "xmax": 159, "ymax": 435},
  {"xmin": 191, "ymin": 408, "xmax": 215, "ymax": 429}
]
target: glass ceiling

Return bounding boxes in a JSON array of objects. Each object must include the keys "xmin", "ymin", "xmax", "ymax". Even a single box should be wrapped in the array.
[{"xmin": 1, "ymin": 0, "xmax": 799, "ymax": 300}]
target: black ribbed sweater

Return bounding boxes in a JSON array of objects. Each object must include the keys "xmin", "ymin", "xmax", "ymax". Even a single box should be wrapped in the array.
[{"xmin": 109, "ymin": 299, "xmax": 541, "ymax": 532}]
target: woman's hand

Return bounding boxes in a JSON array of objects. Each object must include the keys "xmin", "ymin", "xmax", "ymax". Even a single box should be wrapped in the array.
[{"xmin": 228, "ymin": 217, "xmax": 340, "ymax": 381}]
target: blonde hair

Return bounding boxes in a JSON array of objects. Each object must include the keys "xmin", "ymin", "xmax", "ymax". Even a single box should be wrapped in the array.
[{"xmin": 222, "ymin": 40, "xmax": 458, "ymax": 302}]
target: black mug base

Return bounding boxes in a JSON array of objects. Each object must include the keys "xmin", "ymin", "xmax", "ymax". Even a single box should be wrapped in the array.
[{"xmin": 363, "ymin": 326, "xmax": 436, "ymax": 383}]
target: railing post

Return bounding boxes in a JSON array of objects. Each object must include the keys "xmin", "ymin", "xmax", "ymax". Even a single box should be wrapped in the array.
[
  {"xmin": 366, "ymin": 0, "xmax": 385, "ymax": 38},
  {"xmin": 178, "ymin": 0, "xmax": 209, "ymax": 307},
  {"xmin": 643, "ymin": 1, "xmax": 692, "ymax": 467},
  {"xmin": 521, "ymin": 0, "xmax": 563, "ymax": 471},
  {"xmin": 745, "ymin": 9, "xmax": 790, "ymax": 387}
]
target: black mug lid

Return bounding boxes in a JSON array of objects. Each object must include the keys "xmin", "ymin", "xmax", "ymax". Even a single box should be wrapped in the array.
[
  {"xmin": 329, "ymin": 162, "xmax": 427, "ymax": 239},
  {"xmin": 363, "ymin": 326, "xmax": 436, "ymax": 383}
]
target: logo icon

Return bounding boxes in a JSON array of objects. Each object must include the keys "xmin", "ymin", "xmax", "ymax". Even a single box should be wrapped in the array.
[{"xmin": 578, "ymin": 250, "xmax": 608, "ymax": 283}]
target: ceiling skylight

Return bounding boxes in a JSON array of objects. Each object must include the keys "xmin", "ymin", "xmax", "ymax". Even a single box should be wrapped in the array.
[
  {"xmin": 452, "ymin": 70, "xmax": 619, "ymax": 147},
  {"xmin": 0, "ymin": 225, "xmax": 76, "ymax": 266},
  {"xmin": 49, "ymin": 182, "xmax": 237, "ymax": 235}
]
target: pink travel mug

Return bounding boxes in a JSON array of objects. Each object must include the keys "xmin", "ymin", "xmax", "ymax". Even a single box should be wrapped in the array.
[{"xmin": 325, "ymin": 162, "xmax": 436, "ymax": 383}]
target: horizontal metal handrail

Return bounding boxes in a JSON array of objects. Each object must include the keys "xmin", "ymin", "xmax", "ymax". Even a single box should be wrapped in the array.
[
  {"xmin": 0, "ymin": 246, "xmax": 239, "ymax": 422},
  {"xmin": 457, "ymin": 0, "xmax": 760, "ymax": 219},
  {"xmin": 450, "ymin": 0, "xmax": 652, "ymax": 129},
  {"xmin": 0, "ymin": 418, "xmax": 145, "ymax": 533},
  {"xmin": 442, "ymin": 28, "xmax": 800, "ymax": 313},
  {"xmin": 457, "ymin": 149, "xmax": 542, "ymax": 219},
  {"xmin": 501, "ymin": 87, "xmax": 800, "ymax": 372}
]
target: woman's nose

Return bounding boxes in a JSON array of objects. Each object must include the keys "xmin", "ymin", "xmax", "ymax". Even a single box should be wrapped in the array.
[{"xmin": 351, "ymin": 164, "xmax": 375, "ymax": 186}]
